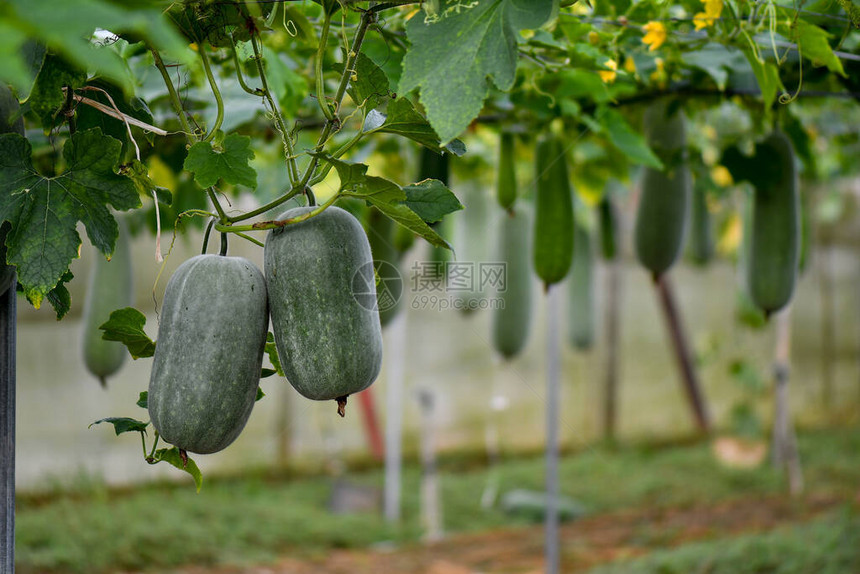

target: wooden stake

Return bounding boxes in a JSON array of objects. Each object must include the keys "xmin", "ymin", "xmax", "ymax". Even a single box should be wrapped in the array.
[{"xmin": 656, "ymin": 274, "xmax": 711, "ymax": 434}]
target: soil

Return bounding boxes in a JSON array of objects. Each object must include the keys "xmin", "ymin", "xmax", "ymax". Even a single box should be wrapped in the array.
[{"xmin": 168, "ymin": 493, "xmax": 852, "ymax": 574}]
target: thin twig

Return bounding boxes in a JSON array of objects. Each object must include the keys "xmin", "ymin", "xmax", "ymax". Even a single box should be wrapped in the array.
[{"xmin": 66, "ymin": 92, "xmax": 168, "ymax": 136}]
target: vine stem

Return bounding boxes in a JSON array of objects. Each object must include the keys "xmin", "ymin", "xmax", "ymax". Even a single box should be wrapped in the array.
[
  {"xmin": 215, "ymin": 192, "xmax": 339, "ymax": 233},
  {"xmin": 198, "ymin": 45, "xmax": 224, "ymax": 142},
  {"xmin": 225, "ymin": 186, "xmax": 304, "ymax": 223},
  {"xmin": 207, "ymin": 188, "xmax": 228, "ymax": 222},
  {"xmin": 149, "ymin": 47, "xmax": 194, "ymax": 137},
  {"xmin": 230, "ymin": 33, "xmax": 260, "ymax": 96},
  {"xmin": 251, "ymin": 33, "xmax": 300, "ymax": 186},
  {"xmin": 315, "ymin": 10, "xmax": 336, "ymax": 121},
  {"xmin": 299, "ymin": 8, "xmax": 376, "ymax": 190},
  {"xmin": 150, "ymin": 46, "xmax": 229, "ymax": 224}
]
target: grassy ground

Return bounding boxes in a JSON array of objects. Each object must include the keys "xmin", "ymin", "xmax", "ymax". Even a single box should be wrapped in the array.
[
  {"xmin": 588, "ymin": 509, "xmax": 860, "ymax": 574},
  {"xmin": 15, "ymin": 425, "xmax": 860, "ymax": 573}
]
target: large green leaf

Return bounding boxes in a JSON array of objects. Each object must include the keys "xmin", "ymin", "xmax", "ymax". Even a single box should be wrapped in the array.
[
  {"xmin": 28, "ymin": 54, "xmax": 87, "ymax": 130},
  {"xmin": 783, "ymin": 20, "xmax": 846, "ymax": 77},
  {"xmin": 347, "ymin": 51, "xmax": 390, "ymax": 110},
  {"xmin": 99, "ymin": 307, "xmax": 156, "ymax": 359},
  {"xmin": 89, "ymin": 417, "xmax": 149, "ymax": 435},
  {"xmin": 323, "ymin": 157, "xmax": 452, "ymax": 249},
  {"xmin": 365, "ymin": 98, "xmax": 465, "ymax": 155},
  {"xmin": 150, "ymin": 447, "xmax": 203, "ymax": 493},
  {"xmin": 2, "ymin": 0, "xmax": 190, "ymax": 93},
  {"xmin": 599, "ymin": 108, "xmax": 663, "ymax": 169},
  {"xmin": 403, "ymin": 179, "xmax": 463, "ymax": 223},
  {"xmin": 743, "ymin": 37, "xmax": 782, "ymax": 107},
  {"xmin": 184, "ymin": 133, "xmax": 257, "ymax": 189},
  {"xmin": 0, "ymin": 129, "xmax": 140, "ymax": 307},
  {"xmin": 400, "ymin": 0, "xmax": 555, "ymax": 144}
]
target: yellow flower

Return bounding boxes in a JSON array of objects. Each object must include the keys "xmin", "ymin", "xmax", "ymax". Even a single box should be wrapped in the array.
[
  {"xmin": 717, "ymin": 212, "xmax": 742, "ymax": 256},
  {"xmin": 711, "ymin": 165, "xmax": 733, "ymax": 187},
  {"xmin": 624, "ymin": 57, "xmax": 637, "ymax": 73},
  {"xmin": 599, "ymin": 59, "xmax": 618, "ymax": 83},
  {"xmin": 642, "ymin": 21, "xmax": 667, "ymax": 51},
  {"xmin": 694, "ymin": 0, "xmax": 723, "ymax": 29}
]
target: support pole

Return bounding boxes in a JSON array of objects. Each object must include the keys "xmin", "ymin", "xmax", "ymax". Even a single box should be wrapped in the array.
[
  {"xmin": 1, "ymin": 276, "xmax": 16, "ymax": 574},
  {"xmin": 771, "ymin": 306, "xmax": 804, "ymax": 496},
  {"xmin": 417, "ymin": 388, "xmax": 442, "ymax": 542},
  {"xmin": 818, "ymin": 243, "xmax": 835, "ymax": 408},
  {"xmin": 656, "ymin": 274, "xmax": 711, "ymax": 434},
  {"xmin": 545, "ymin": 286, "xmax": 561, "ymax": 574},
  {"xmin": 383, "ymin": 310, "xmax": 407, "ymax": 523},
  {"xmin": 603, "ymin": 259, "xmax": 621, "ymax": 442}
]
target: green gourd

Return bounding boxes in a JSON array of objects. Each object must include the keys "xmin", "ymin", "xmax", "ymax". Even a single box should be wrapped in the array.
[
  {"xmin": 567, "ymin": 222, "xmax": 595, "ymax": 350},
  {"xmin": 497, "ymin": 132, "xmax": 517, "ymax": 211},
  {"xmin": 533, "ymin": 133, "xmax": 574, "ymax": 288},
  {"xmin": 634, "ymin": 99, "xmax": 690, "ymax": 280},
  {"xmin": 148, "ymin": 254, "xmax": 268, "ymax": 454},
  {"xmin": 598, "ymin": 194, "xmax": 618, "ymax": 261},
  {"xmin": 82, "ymin": 218, "xmax": 133, "ymax": 386},
  {"xmin": 746, "ymin": 131, "xmax": 800, "ymax": 315},
  {"xmin": 423, "ymin": 147, "xmax": 453, "ymax": 274},
  {"xmin": 367, "ymin": 208, "xmax": 403, "ymax": 328},
  {"xmin": 688, "ymin": 180, "xmax": 714, "ymax": 266},
  {"xmin": 265, "ymin": 206, "xmax": 383, "ymax": 414},
  {"xmin": 491, "ymin": 206, "xmax": 533, "ymax": 359},
  {"xmin": 0, "ymin": 84, "xmax": 23, "ymax": 293},
  {"xmin": 453, "ymin": 186, "xmax": 491, "ymax": 314}
]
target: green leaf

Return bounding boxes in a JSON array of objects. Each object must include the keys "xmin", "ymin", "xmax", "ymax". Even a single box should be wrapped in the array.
[
  {"xmin": 323, "ymin": 157, "xmax": 406, "ymax": 203},
  {"xmin": 151, "ymin": 447, "xmax": 203, "ymax": 492},
  {"xmin": 0, "ymin": 129, "xmax": 141, "ymax": 307},
  {"xmin": 28, "ymin": 53, "xmax": 87, "ymax": 130},
  {"xmin": 256, "ymin": 386, "xmax": 266, "ymax": 400},
  {"xmin": 183, "ymin": 133, "xmax": 257, "ymax": 189},
  {"xmin": 683, "ymin": 44, "xmax": 747, "ymax": 90},
  {"xmin": 99, "ymin": 307, "xmax": 156, "ymax": 359},
  {"xmin": 599, "ymin": 108, "xmax": 663, "ymax": 169},
  {"xmin": 400, "ymin": 0, "xmax": 555, "ymax": 144},
  {"xmin": 743, "ymin": 39, "xmax": 782, "ymax": 107},
  {"xmin": 5, "ymin": 0, "xmax": 190, "ymax": 95},
  {"xmin": 136, "ymin": 391, "xmax": 148, "ymax": 409},
  {"xmin": 121, "ymin": 160, "xmax": 172, "ymax": 206},
  {"xmin": 45, "ymin": 270, "xmax": 73, "ymax": 320},
  {"xmin": 264, "ymin": 332, "xmax": 283, "ymax": 377},
  {"xmin": 783, "ymin": 20, "xmax": 846, "ymax": 77},
  {"xmin": 403, "ymin": 179, "xmax": 463, "ymax": 223},
  {"xmin": 367, "ymin": 198, "xmax": 450, "ymax": 250},
  {"xmin": 0, "ymin": 23, "xmax": 31, "ymax": 92},
  {"xmin": 89, "ymin": 417, "xmax": 149, "ymax": 435},
  {"xmin": 322, "ymin": 157, "xmax": 451, "ymax": 249},
  {"xmin": 366, "ymin": 98, "xmax": 465, "ymax": 155},
  {"xmin": 347, "ymin": 51, "xmax": 390, "ymax": 110},
  {"xmin": 76, "ymin": 80, "xmax": 155, "ymax": 152}
]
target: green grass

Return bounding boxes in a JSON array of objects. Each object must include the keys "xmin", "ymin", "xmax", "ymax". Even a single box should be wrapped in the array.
[
  {"xmin": 588, "ymin": 508, "xmax": 860, "ymax": 574},
  {"xmin": 15, "ymin": 426, "xmax": 860, "ymax": 573}
]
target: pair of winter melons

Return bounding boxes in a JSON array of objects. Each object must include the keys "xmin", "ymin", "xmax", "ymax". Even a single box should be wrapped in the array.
[{"xmin": 148, "ymin": 206, "xmax": 383, "ymax": 455}]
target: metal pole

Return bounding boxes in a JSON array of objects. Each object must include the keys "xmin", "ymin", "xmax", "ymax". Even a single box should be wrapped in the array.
[
  {"xmin": 417, "ymin": 387, "xmax": 442, "ymax": 542},
  {"xmin": 1, "ymin": 276, "xmax": 16, "ymax": 574},
  {"xmin": 603, "ymin": 259, "xmax": 621, "ymax": 442},
  {"xmin": 384, "ymin": 310, "xmax": 407, "ymax": 523},
  {"xmin": 545, "ymin": 286, "xmax": 561, "ymax": 574}
]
